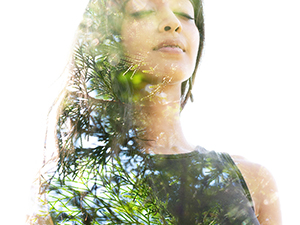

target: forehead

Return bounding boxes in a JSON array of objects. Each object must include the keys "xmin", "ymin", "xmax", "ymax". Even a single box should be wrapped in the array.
[{"xmin": 125, "ymin": 0, "xmax": 193, "ymax": 11}]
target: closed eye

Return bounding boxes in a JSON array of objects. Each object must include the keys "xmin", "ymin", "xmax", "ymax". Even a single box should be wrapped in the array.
[
  {"xmin": 130, "ymin": 10, "xmax": 155, "ymax": 18},
  {"xmin": 174, "ymin": 12, "xmax": 194, "ymax": 20}
]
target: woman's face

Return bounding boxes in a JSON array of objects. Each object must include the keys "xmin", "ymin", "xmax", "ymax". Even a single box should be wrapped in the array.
[{"xmin": 121, "ymin": 0, "xmax": 200, "ymax": 85}]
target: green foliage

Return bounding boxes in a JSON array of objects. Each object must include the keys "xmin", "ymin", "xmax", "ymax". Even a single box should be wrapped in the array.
[
  {"xmin": 29, "ymin": 1, "xmax": 257, "ymax": 224},
  {"xmin": 45, "ymin": 155, "xmax": 176, "ymax": 224},
  {"xmin": 38, "ymin": 8, "xmax": 175, "ymax": 221}
]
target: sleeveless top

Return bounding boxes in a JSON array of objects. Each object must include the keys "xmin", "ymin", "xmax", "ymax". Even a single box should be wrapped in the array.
[
  {"xmin": 38, "ymin": 147, "xmax": 260, "ymax": 225},
  {"xmin": 145, "ymin": 147, "xmax": 260, "ymax": 224}
]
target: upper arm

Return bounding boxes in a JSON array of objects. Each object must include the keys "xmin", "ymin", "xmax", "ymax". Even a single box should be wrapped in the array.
[{"xmin": 231, "ymin": 155, "xmax": 282, "ymax": 225}]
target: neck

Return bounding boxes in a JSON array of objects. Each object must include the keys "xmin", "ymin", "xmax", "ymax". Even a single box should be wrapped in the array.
[{"xmin": 134, "ymin": 83, "xmax": 194, "ymax": 155}]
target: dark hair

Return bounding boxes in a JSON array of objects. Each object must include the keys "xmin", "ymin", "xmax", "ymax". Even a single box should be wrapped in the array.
[
  {"xmin": 43, "ymin": 0, "xmax": 205, "ymax": 162},
  {"xmin": 181, "ymin": 0, "xmax": 205, "ymax": 108},
  {"xmin": 34, "ymin": 2, "xmax": 205, "ymax": 223}
]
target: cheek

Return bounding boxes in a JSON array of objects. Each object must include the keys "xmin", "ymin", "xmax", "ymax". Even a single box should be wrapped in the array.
[
  {"xmin": 189, "ymin": 29, "xmax": 200, "ymax": 60},
  {"xmin": 121, "ymin": 22, "xmax": 137, "ymax": 50},
  {"xmin": 121, "ymin": 20, "xmax": 154, "ymax": 55}
]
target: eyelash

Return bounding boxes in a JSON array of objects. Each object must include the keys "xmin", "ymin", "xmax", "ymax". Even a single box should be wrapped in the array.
[
  {"xmin": 175, "ymin": 12, "xmax": 194, "ymax": 20},
  {"xmin": 130, "ymin": 11, "xmax": 194, "ymax": 21},
  {"xmin": 130, "ymin": 10, "xmax": 155, "ymax": 18}
]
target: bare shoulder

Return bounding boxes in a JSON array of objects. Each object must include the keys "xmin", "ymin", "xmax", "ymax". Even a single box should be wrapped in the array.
[{"xmin": 231, "ymin": 155, "xmax": 282, "ymax": 225}]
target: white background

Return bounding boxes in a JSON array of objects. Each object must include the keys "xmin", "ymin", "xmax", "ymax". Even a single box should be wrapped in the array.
[
  {"xmin": 182, "ymin": 1, "xmax": 300, "ymax": 224},
  {"xmin": 1, "ymin": 0, "xmax": 299, "ymax": 224}
]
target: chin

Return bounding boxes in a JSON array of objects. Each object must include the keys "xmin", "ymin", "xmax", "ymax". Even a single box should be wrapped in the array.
[
  {"xmin": 141, "ymin": 69, "xmax": 191, "ymax": 86},
  {"xmin": 138, "ymin": 61, "xmax": 194, "ymax": 84}
]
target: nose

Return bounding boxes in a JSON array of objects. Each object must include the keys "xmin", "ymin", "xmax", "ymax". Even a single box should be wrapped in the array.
[{"xmin": 158, "ymin": 11, "xmax": 182, "ymax": 33}]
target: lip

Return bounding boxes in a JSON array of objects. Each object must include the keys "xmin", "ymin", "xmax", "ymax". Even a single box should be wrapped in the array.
[{"xmin": 153, "ymin": 40, "xmax": 186, "ymax": 53}]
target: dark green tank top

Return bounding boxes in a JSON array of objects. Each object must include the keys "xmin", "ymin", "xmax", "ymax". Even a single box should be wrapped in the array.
[{"xmin": 45, "ymin": 147, "xmax": 260, "ymax": 224}]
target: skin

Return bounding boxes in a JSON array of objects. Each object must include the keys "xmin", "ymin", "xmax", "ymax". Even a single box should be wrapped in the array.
[
  {"xmin": 121, "ymin": 0, "xmax": 199, "ymax": 154},
  {"xmin": 122, "ymin": 0, "xmax": 282, "ymax": 224},
  {"xmin": 232, "ymin": 156, "xmax": 282, "ymax": 224},
  {"xmin": 122, "ymin": 0, "xmax": 199, "ymax": 85}
]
